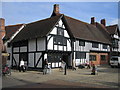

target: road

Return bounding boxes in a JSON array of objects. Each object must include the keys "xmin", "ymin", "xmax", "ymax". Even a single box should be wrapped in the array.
[{"xmin": 2, "ymin": 65, "xmax": 119, "ymax": 89}]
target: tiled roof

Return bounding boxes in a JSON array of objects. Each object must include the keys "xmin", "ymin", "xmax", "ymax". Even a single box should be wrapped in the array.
[
  {"xmin": 63, "ymin": 15, "xmax": 111, "ymax": 44},
  {"xmin": 10, "ymin": 14, "xmax": 111, "ymax": 44},
  {"xmin": 12, "ymin": 15, "xmax": 63, "ymax": 42},
  {"xmin": 4, "ymin": 24, "xmax": 23, "ymax": 41},
  {"xmin": 106, "ymin": 24, "xmax": 118, "ymax": 35}
]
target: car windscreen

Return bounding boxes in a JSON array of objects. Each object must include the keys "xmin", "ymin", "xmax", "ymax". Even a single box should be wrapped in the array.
[{"xmin": 111, "ymin": 58, "xmax": 118, "ymax": 61}]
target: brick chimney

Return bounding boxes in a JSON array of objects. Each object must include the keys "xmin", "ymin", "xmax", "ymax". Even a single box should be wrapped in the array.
[
  {"xmin": 91, "ymin": 17, "xmax": 95, "ymax": 25},
  {"xmin": 51, "ymin": 4, "xmax": 60, "ymax": 17},
  {"xmin": 0, "ymin": 18, "xmax": 5, "ymax": 38},
  {"xmin": 101, "ymin": 19, "xmax": 106, "ymax": 26}
]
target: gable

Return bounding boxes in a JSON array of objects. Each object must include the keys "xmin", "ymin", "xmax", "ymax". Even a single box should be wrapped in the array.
[{"xmin": 49, "ymin": 19, "xmax": 70, "ymax": 38}]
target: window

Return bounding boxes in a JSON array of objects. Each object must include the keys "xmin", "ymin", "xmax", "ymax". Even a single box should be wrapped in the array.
[
  {"xmin": 103, "ymin": 44, "xmax": 107, "ymax": 49},
  {"xmin": 76, "ymin": 52, "xmax": 86, "ymax": 59},
  {"xmin": 63, "ymin": 38, "xmax": 67, "ymax": 46},
  {"xmin": 54, "ymin": 36, "xmax": 67, "ymax": 46},
  {"xmin": 79, "ymin": 52, "xmax": 86, "ymax": 59},
  {"xmin": 90, "ymin": 55, "xmax": 96, "ymax": 61},
  {"xmin": 53, "ymin": 36, "xmax": 63, "ymax": 45},
  {"xmin": 112, "ymin": 39, "xmax": 119, "ymax": 48},
  {"xmin": 48, "ymin": 54, "xmax": 62, "ymax": 63},
  {"xmin": 101, "ymin": 55, "xmax": 106, "ymax": 61},
  {"xmin": 92, "ymin": 42, "xmax": 99, "ymax": 48},
  {"xmin": 57, "ymin": 27, "xmax": 64, "ymax": 36},
  {"xmin": 79, "ymin": 40, "xmax": 85, "ymax": 46}
]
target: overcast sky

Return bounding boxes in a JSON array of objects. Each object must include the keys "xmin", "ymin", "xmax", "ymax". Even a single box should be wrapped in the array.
[{"xmin": 2, "ymin": 2, "xmax": 118, "ymax": 26}]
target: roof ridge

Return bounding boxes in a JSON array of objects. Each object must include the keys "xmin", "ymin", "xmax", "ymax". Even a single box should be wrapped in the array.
[
  {"xmin": 6, "ymin": 24, "xmax": 24, "ymax": 27},
  {"xmin": 106, "ymin": 24, "xmax": 118, "ymax": 27},
  {"xmin": 64, "ymin": 15, "xmax": 90, "ymax": 25},
  {"xmin": 26, "ymin": 14, "xmax": 63, "ymax": 25}
]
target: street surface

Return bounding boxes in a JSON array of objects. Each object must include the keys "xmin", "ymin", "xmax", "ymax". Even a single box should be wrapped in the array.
[{"xmin": 2, "ymin": 65, "xmax": 119, "ymax": 89}]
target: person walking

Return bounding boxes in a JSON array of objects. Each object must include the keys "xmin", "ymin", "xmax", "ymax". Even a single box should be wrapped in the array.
[
  {"xmin": 86, "ymin": 61, "xmax": 91, "ymax": 69},
  {"xmin": 91, "ymin": 64, "xmax": 97, "ymax": 75},
  {"xmin": 19, "ymin": 59, "xmax": 25, "ymax": 72},
  {"xmin": 43, "ymin": 59, "xmax": 48, "ymax": 75}
]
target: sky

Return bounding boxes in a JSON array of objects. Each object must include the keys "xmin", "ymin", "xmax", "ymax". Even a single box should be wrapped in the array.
[{"xmin": 1, "ymin": 2, "xmax": 119, "ymax": 26}]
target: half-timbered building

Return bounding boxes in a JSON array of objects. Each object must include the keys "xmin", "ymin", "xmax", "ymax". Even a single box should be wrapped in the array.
[{"xmin": 2, "ymin": 4, "xmax": 120, "ymax": 69}]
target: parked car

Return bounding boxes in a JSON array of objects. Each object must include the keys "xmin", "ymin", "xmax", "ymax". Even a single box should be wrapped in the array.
[{"xmin": 110, "ymin": 56, "xmax": 120, "ymax": 68}]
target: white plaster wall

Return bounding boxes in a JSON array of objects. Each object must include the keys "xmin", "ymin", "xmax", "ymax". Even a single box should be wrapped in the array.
[
  {"xmin": 64, "ymin": 46, "xmax": 66, "ymax": 51},
  {"xmin": 20, "ymin": 46, "xmax": 27, "ymax": 52},
  {"xmin": 44, "ymin": 54, "xmax": 47, "ymax": 59},
  {"xmin": 13, "ymin": 47, "xmax": 19, "ymax": 52},
  {"xmin": 54, "ymin": 45, "xmax": 57, "ymax": 50},
  {"xmin": 37, "ymin": 37, "xmax": 46, "ymax": 51},
  {"xmin": 67, "ymin": 40, "xmax": 71, "ymax": 51},
  {"xmin": 28, "ymin": 53, "xmax": 34, "ymax": 67},
  {"xmin": 36, "ymin": 53, "xmax": 42, "ymax": 68},
  {"xmin": 59, "ymin": 19, "xmax": 63, "ymax": 27},
  {"xmin": 85, "ymin": 42, "xmax": 91, "ymax": 52},
  {"xmin": 59, "ymin": 46, "xmax": 63, "ymax": 51},
  {"xmin": 86, "ymin": 53, "xmax": 89, "ymax": 62},
  {"xmin": 64, "ymin": 30, "xmax": 69, "ymax": 38},
  {"xmin": 6, "ymin": 47, "xmax": 11, "ymax": 67},
  {"xmin": 29, "ymin": 39, "xmax": 36, "ymax": 52},
  {"xmin": 48, "ymin": 37, "xmax": 53, "ymax": 50},
  {"xmin": 13, "ymin": 54, "xmax": 19, "ymax": 66},
  {"xmin": 50, "ymin": 27, "xmax": 57, "ymax": 35}
]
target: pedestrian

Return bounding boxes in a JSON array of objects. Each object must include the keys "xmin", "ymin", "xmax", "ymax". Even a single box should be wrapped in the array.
[
  {"xmin": 72, "ymin": 59, "xmax": 76, "ymax": 70},
  {"xmin": 48, "ymin": 64, "xmax": 51, "ymax": 74},
  {"xmin": 91, "ymin": 64, "xmax": 97, "ymax": 75},
  {"xmin": 61, "ymin": 60, "xmax": 66, "ymax": 72},
  {"xmin": 43, "ymin": 59, "xmax": 48, "ymax": 75},
  {"xmin": 86, "ymin": 61, "xmax": 91, "ymax": 69},
  {"xmin": 19, "ymin": 59, "xmax": 25, "ymax": 72}
]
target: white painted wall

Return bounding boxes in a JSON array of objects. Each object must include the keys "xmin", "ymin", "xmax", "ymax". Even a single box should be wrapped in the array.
[
  {"xmin": 50, "ymin": 27, "xmax": 57, "ymax": 35},
  {"xmin": 47, "ymin": 37, "xmax": 53, "ymax": 50},
  {"xmin": 67, "ymin": 40, "xmax": 71, "ymax": 51},
  {"xmin": 37, "ymin": 37, "xmax": 46, "ymax": 51},
  {"xmin": 74, "ymin": 40, "xmax": 110, "ymax": 52},
  {"xmin": 64, "ymin": 30, "xmax": 69, "ymax": 38},
  {"xmin": 20, "ymin": 46, "xmax": 27, "ymax": 52},
  {"xmin": 36, "ymin": 53, "xmax": 42, "ymax": 68},
  {"xmin": 6, "ymin": 47, "xmax": 12, "ymax": 67},
  {"xmin": 59, "ymin": 19, "xmax": 63, "ymax": 27},
  {"xmin": 13, "ymin": 54, "xmax": 19, "ymax": 66},
  {"xmin": 48, "ymin": 19, "xmax": 71, "ymax": 52},
  {"xmin": 28, "ymin": 53, "xmax": 34, "ymax": 67},
  {"xmin": 29, "ymin": 39, "xmax": 36, "ymax": 52},
  {"xmin": 13, "ymin": 47, "xmax": 19, "ymax": 52}
]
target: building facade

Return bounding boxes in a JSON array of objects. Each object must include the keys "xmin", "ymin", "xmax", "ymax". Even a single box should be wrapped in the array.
[{"xmin": 2, "ymin": 4, "xmax": 120, "ymax": 69}]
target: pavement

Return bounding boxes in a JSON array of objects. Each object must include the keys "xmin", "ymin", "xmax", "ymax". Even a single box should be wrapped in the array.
[{"xmin": 2, "ymin": 65, "xmax": 119, "ymax": 89}]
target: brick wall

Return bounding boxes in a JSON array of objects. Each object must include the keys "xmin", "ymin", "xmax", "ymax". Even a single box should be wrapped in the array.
[{"xmin": 89, "ymin": 52, "xmax": 109, "ymax": 65}]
